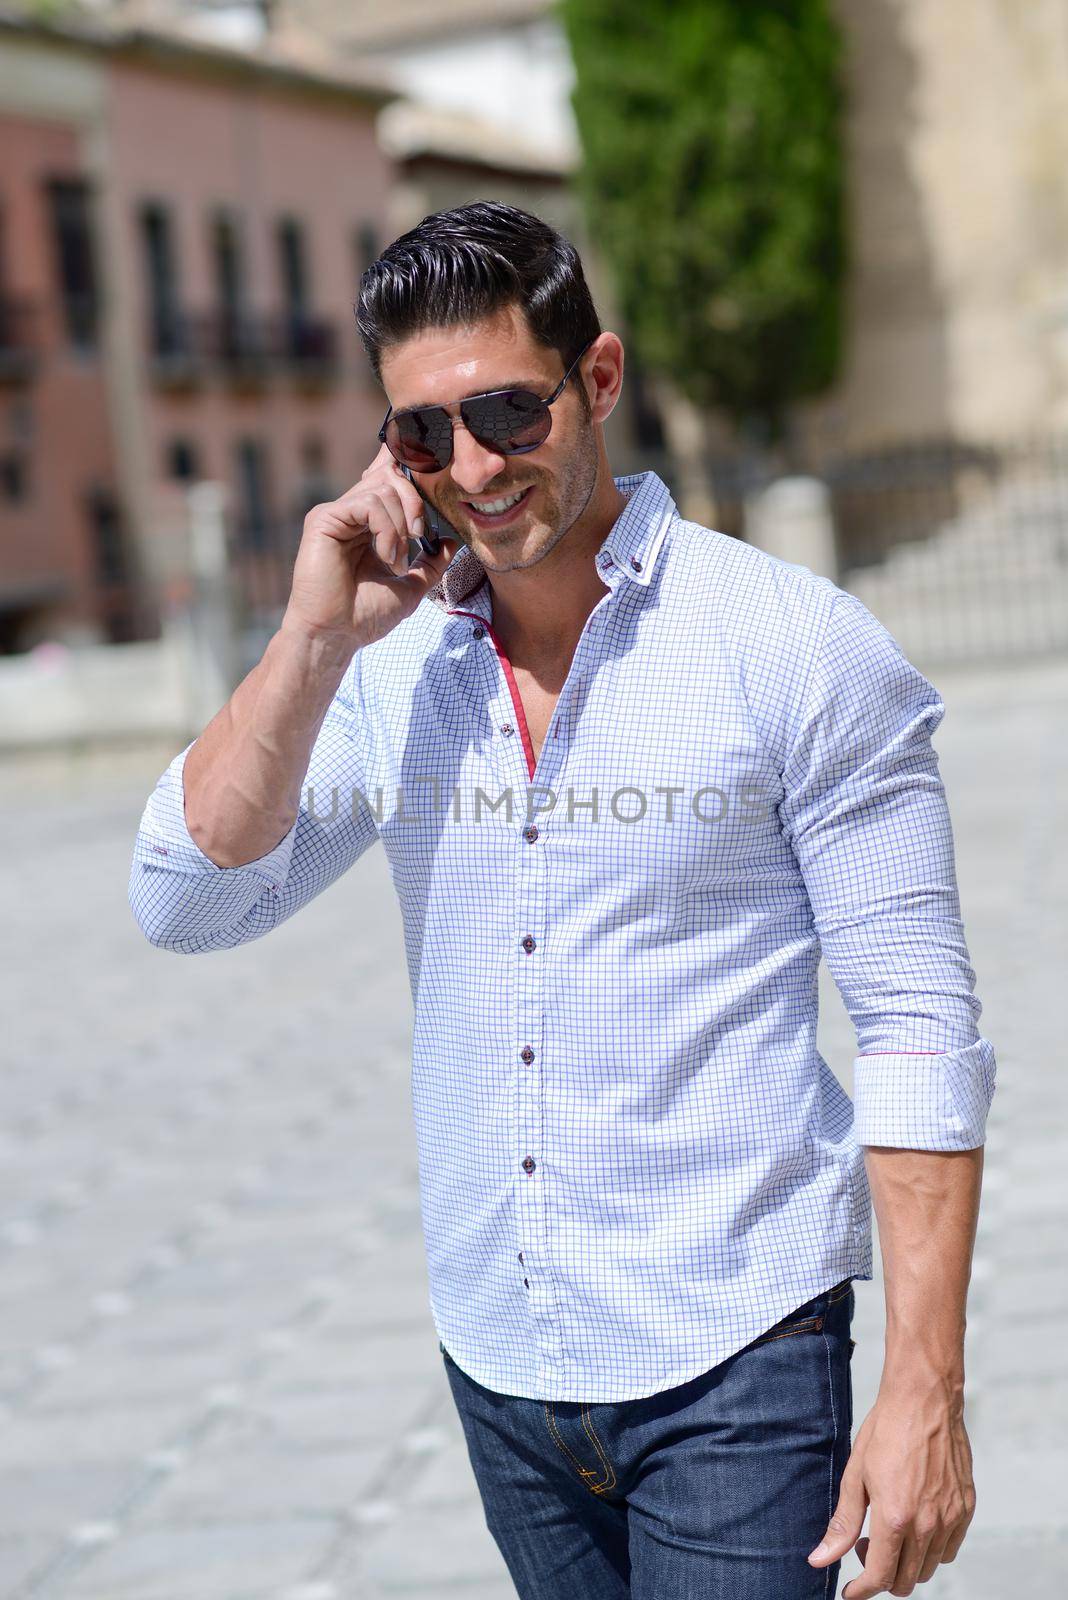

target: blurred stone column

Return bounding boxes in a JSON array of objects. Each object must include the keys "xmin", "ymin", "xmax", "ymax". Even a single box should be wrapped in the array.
[
  {"xmin": 652, "ymin": 379, "xmax": 719, "ymax": 528},
  {"xmin": 745, "ymin": 476, "xmax": 838, "ymax": 582},
  {"xmin": 185, "ymin": 481, "xmax": 241, "ymax": 726},
  {"xmin": 154, "ymin": 481, "xmax": 241, "ymax": 736}
]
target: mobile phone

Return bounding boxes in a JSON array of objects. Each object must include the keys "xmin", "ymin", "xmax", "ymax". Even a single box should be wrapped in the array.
[{"xmin": 398, "ymin": 464, "xmax": 461, "ymax": 563}]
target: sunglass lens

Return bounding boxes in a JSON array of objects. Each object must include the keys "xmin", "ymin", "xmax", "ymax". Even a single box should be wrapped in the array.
[
  {"xmin": 463, "ymin": 390, "xmax": 552, "ymax": 453},
  {"xmin": 386, "ymin": 407, "xmax": 453, "ymax": 471}
]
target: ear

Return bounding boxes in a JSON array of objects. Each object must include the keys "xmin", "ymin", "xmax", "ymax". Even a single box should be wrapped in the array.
[{"xmin": 584, "ymin": 332, "xmax": 624, "ymax": 424}]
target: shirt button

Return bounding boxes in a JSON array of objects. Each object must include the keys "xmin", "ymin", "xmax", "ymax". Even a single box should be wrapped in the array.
[
  {"xmin": 518, "ymin": 1251, "xmax": 524, "ymax": 1263},
  {"xmin": 524, "ymin": 1277, "xmax": 530, "ymax": 1288},
  {"xmin": 472, "ymin": 624, "xmax": 485, "ymax": 638},
  {"xmin": 521, "ymin": 934, "xmax": 536, "ymax": 954},
  {"xmin": 521, "ymin": 1156, "xmax": 536, "ymax": 1174},
  {"xmin": 520, "ymin": 1045, "xmax": 535, "ymax": 1063},
  {"xmin": 501, "ymin": 723, "xmax": 514, "ymax": 736},
  {"xmin": 630, "ymin": 556, "xmax": 643, "ymax": 572},
  {"xmin": 524, "ymin": 824, "xmax": 539, "ymax": 843}
]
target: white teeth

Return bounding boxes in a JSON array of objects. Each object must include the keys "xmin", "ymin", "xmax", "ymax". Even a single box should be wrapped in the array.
[{"xmin": 469, "ymin": 490, "xmax": 526, "ymax": 514}]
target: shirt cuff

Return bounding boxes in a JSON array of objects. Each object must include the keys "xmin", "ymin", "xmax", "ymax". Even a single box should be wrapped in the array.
[
  {"xmin": 851, "ymin": 1037, "xmax": 997, "ymax": 1150},
  {"xmin": 132, "ymin": 740, "xmax": 298, "ymax": 889}
]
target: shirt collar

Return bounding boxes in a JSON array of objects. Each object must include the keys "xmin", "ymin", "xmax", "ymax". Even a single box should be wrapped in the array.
[{"xmin": 426, "ymin": 470, "xmax": 677, "ymax": 616}]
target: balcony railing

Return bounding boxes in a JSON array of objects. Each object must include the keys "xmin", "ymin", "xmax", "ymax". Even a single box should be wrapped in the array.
[
  {"xmin": 146, "ymin": 309, "xmax": 210, "ymax": 388},
  {"xmin": 145, "ymin": 307, "xmax": 340, "ymax": 388},
  {"xmin": 210, "ymin": 310, "xmax": 274, "ymax": 387},
  {"xmin": 0, "ymin": 299, "xmax": 39, "ymax": 385},
  {"xmin": 277, "ymin": 313, "xmax": 340, "ymax": 385}
]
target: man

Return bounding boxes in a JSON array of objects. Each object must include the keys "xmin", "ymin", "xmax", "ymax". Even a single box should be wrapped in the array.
[{"xmin": 130, "ymin": 201, "xmax": 995, "ymax": 1599}]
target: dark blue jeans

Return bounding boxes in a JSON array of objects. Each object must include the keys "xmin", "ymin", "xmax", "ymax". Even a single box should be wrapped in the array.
[{"xmin": 441, "ymin": 1279, "xmax": 855, "ymax": 1599}]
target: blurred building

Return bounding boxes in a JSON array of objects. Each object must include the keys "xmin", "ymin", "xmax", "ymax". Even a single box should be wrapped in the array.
[
  {"xmin": 46, "ymin": 0, "xmax": 1068, "ymax": 455},
  {"xmin": 102, "ymin": 0, "xmax": 654, "ymax": 435},
  {"xmin": 803, "ymin": 0, "xmax": 1068, "ymax": 452},
  {"xmin": 0, "ymin": 6, "xmax": 394, "ymax": 652}
]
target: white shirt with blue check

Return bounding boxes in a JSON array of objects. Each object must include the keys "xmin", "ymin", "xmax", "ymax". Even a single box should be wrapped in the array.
[{"xmin": 130, "ymin": 470, "xmax": 996, "ymax": 1403}]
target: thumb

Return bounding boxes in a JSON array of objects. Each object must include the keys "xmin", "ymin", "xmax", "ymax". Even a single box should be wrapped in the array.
[
  {"xmin": 808, "ymin": 1471, "xmax": 867, "ymax": 1566},
  {"xmin": 404, "ymin": 535, "xmax": 461, "ymax": 594}
]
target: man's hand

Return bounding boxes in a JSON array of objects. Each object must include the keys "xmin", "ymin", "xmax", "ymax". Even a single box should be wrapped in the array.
[
  {"xmin": 284, "ymin": 443, "xmax": 459, "ymax": 651},
  {"xmin": 808, "ymin": 1383, "xmax": 976, "ymax": 1595}
]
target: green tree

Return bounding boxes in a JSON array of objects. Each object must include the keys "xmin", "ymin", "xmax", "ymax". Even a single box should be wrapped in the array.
[
  {"xmin": 17, "ymin": 0, "xmax": 87, "ymax": 20},
  {"xmin": 559, "ymin": 0, "xmax": 846, "ymax": 442}
]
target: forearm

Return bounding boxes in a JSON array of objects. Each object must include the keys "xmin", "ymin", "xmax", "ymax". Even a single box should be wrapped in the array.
[
  {"xmin": 183, "ymin": 614, "xmax": 357, "ymax": 868},
  {"xmin": 866, "ymin": 1144, "xmax": 984, "ymax": 1396}
]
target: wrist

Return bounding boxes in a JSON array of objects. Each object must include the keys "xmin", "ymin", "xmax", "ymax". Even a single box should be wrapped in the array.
[
  {"xmin": 277, "ymin": 608, "xmax": 359, "ymax": 671},
  {"xmin": 880, "ymin": 1345, "xmax": 966, "ymax": 1405}
]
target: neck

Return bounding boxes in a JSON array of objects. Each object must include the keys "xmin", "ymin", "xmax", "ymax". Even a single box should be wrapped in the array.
[{"xmin": 484, "ymin": 464, "xmax": 628, "ymax": 667}]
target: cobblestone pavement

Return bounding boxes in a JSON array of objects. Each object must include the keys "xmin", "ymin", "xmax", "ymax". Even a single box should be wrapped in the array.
[{"xmin": 1, "ymin": 653, "xmax": 1065, "ymax": 1599}]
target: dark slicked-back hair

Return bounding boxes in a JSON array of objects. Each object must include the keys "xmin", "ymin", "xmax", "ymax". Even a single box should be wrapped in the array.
[{"xmin": 355, "ymin": 201, "xmax": 601, "ymax": 390}]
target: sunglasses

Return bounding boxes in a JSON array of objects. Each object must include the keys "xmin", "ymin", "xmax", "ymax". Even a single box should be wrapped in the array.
[{"xmin": 378, "ymin": 339, "xmax": 595, "ymax": 473}]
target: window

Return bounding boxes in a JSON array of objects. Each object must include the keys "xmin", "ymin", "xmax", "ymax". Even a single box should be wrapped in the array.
[
  {"xmin": 167, "ymin": 438, "xmax": 200, "ymax": 482},
  {"xmin": 295, "ymin": 434, "xmax": 334, "ymax": 518},
  {"xmin": 212, "ymin": 209, "xmax": 247, "ymax": 358},
  {"xmin": 86, "ymin": 484, "xmax": 129, "ymax": 587},
  {"xmin": 140, "ymin": 202, "xmax": 182, "ymax": 357},
  {"xmin": 235, "ymin": 437, "xmax": 271, "ymax": 551},
  {"xmin": 212, "ymin": 210, "xmax": 243, "ymax": 317},
  {"xmin": 0, "ymin": 452, "xmax": 28, "ymax": 503},
  {"xmin": 355, "ymin": 221, "xmax": 379, "ymax": 281},
  {"xmin": 277, "ymin": 216, "xmax": 310, "ymax": 322},
  {"xmin": 45, "ymin": 178, "xmax": 100, "ymax": 350},
  {"xmin": 301, "ymin": 434, "xmax": 326, "ymax": 476}
]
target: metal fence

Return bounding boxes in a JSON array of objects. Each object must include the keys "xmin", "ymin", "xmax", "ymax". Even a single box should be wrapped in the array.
[
  {"xmin": 621, "ymin": 436, "xmax": 1068, "ymax": 667},
  {"xmin": 218, "ymin": 434, "xmax": 1068, "ymax": 677},
  {"xmin": 820, "ymin": 435, "xmax": 1068, "ymax": 665}
]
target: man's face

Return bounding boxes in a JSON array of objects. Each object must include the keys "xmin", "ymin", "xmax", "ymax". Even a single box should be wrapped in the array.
[{"xmin": 378, "ymin": 302, "xmax": 601, "ymax": 573}]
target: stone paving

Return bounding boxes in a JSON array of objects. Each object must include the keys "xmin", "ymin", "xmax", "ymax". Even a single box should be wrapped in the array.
[{"xmin": 0, "ymin": 652, "xmax": 1065, "ymax": 1599}]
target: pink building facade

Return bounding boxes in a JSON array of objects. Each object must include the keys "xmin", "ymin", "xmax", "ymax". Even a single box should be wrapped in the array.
[{"xmin": 0, "ymin": 15, "xmax": 394, "ymax": 652}]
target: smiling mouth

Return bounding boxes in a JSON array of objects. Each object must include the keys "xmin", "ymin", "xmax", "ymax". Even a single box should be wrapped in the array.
[{"xmin": 461, "ymin": 486, "xmax": 534, "ymax": 524}]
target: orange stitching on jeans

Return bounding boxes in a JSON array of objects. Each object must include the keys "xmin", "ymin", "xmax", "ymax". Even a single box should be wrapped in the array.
[
  {"xmin": 750, "ymin": 1314, "xmax": 824, "ymax": 1347},
  {"xmin": 821, "ymin": 1317, "xmax": 839, "ymax": 1600},
  {"xmin": 545, "ymin": 1401, "xmax": 613, "ymax": 1494},
  {"xmin": 580, "ymin": 1405, "xmax": 617, "ymax": 1493},
  {"xmin": 545, "ymin": 1401, "xmax": 593, "ymax": 1478}
]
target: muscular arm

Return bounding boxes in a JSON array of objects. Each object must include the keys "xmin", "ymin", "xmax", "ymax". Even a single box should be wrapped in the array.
[
  {"xmin": 129, "ymin": 454, "xmax": 458, "ymax": 952},
  {"xmin": 870, "ymin": 1144, "xmax": 982, "ymax": 1401},
  {"xmin": 775, "ymin": 585, "xmax": 995, "ymax": 1596},
  {"xmin": 809, "ymin": 1146, "xmax": 982, "ymax": 1597},
  {"xmin": 183, "ymin": 616, "xmax": 355, "ymax": 868}
]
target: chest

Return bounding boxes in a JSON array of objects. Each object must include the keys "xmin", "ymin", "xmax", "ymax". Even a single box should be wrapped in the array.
[{"xmin": 508, "ymin": 667, "xmax": 563, "ymax": 764}]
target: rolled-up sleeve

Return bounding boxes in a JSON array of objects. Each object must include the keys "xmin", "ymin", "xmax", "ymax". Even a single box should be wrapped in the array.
[
  {"xmin": 129, "ymin": 653, "xmax": 380, "ymax": 953},
  {"xmin": 778, "ymin": 587, "xmax": 996, "ymax": 1150}
]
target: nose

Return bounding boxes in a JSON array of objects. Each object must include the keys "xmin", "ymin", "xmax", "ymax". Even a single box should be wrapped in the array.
[{"xmin": 449, "ymin": 417, "xmax": 508, "ymax": 496}]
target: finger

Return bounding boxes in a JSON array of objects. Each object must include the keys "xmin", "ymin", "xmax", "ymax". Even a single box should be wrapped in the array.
[
  {"xmin": 359, "ymin": 497, "xmax": 410, "ymax": 575},
  {"xmin": 887, "ymin": 1532, "xmax": 933, "ymax": 1596},
  {"xmin": 809, "ymin": 1468, "xmax": 868, "ymax": 1565},
  {"xmin": 401, "ymin": 535, "xmax": 461, "ymax": 596},
  {"xmin": 357, "ymin": 447, "xmax": 430, "ymax": 542},
  {"xmin": 345, "ymin": 481, "xmax": 424, "ymax": 569},
  {"xmin": 841, "ymin": 1524, "xmax": 905, "ymax": 1599},
  {"xmin": 917, "ymin": 1536, "xmax": 947, "ymax": 1584},
  {"xmin": 383, "ymin": 459, "xmax": 432, "ymax": 540},
  {"xmin": 376, "ymin": 481, "xmax": 425, "ymax": 544},
  {"xmin": 370, "ymin": 487, "xmax": 417, "ymax": 571},
  {"xmin": 353, "ymin": 492, "xmax": 409, "ymax": 574},
  {"xmin": 938, "ymin": 1517, "xmax": 971, "ymax": 1563}
]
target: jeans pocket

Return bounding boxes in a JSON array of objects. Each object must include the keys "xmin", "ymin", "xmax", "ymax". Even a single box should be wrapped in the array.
[
  {"xmin": 747, "ymin": 1300, "xmax": 826, "ymax": 1348},
  {"xmin": 746, "ymin": 1278, "xmax": 851, "ymax": 1349}
]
